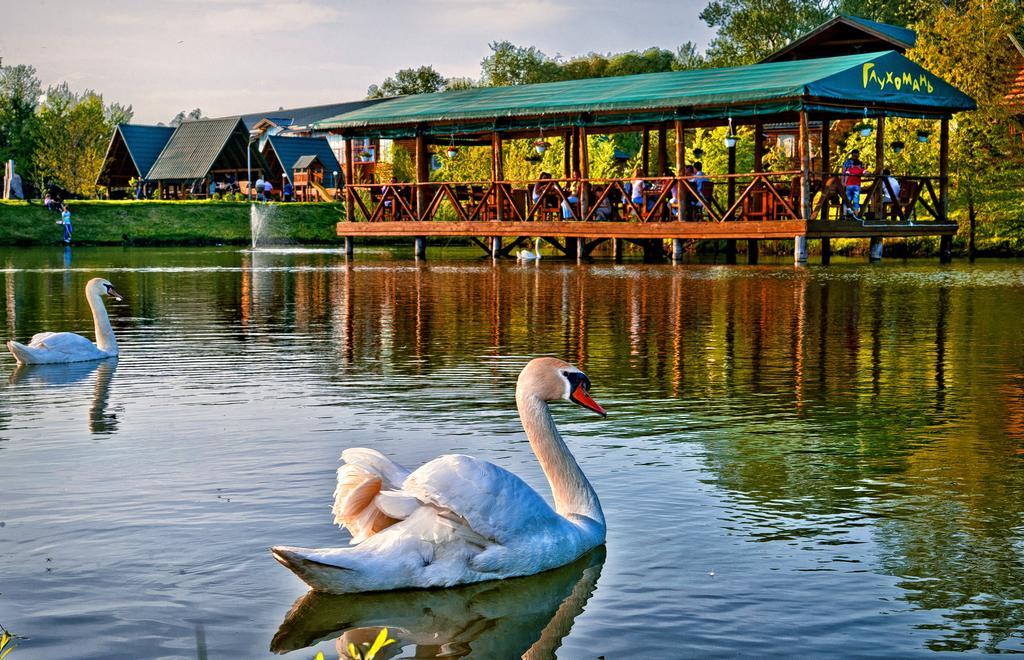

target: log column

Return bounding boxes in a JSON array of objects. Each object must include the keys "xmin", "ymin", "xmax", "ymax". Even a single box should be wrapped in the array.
[
  {"xmin": 674, "ymin": 120, "xmax": 686, "ymax": 220},
  {"xmin": 563, "ymin": 130, "xmax": 572, "ymax": 179},
  {"xmin": 657, "ymin": 123, "xmax": 668, "ymax": 175},
  {"xmin": 796, "ymin": 111, "xmax": 811, "ymax": 264},
  {"xmin": 343, "ymin": 138, "xmax": 355, "ymax": 221},
  {"xmin": 641, "ymin": 127, "xmax": 650, "ymax": 175},
  {"xmin": 939, "ymin": 117, "xmax": 953, "ymax": 263},
  {"xmin": 748, "ymin": 122, "xmax": 763, "ymax": 264},
  {"xmin": 820, "ymin": 119, "xmax": 831, "ymax": 263},
  {"xmin": 725, "ymin": 127, "xmax": 737, "ymax": 264},
  {"xmin": 870, "ymin": 116, "xmax": 885, "ymax": 262},
  {"xmin": 580, "ymin": 127, "xmax": 590, "ymax": 218}
]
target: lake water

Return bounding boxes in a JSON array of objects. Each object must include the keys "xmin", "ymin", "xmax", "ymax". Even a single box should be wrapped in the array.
[{"xmin": 0, "ymin": 246, "xmax": 1022, "ymax": 658}]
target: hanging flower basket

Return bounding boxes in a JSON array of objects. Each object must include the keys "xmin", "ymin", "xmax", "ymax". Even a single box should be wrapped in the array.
[
  {"xmin": 357, "ymin": 151, "xmax": 372, "ymax": 162},
  {"xmin": 723, "ymin": 135, "xmax": 738, "ymax": 149},
  {"xmin": 916, "ymin": 130, "xmax": 930, "ymax": 143},
  {"xmin": 890, "ymin": 140, "xmax": 905, "ymax": 154},
  {"xmin": 446, "ymin": 146, "xmax": 459, "ymax": 159},
  {"xmin": 533, "ymin": 140, "xmax": 550, "ymax": 155},
  {"xmin": 524, "ymin": 152, "xmax": 543, "ymax": 163},
  {"xmin": 692, "ymin": 147, "xmax": 704, "ymax": 160},
  {"xmin": 854, "ymin": 123, "xmax": 873, "ymax": 137}
]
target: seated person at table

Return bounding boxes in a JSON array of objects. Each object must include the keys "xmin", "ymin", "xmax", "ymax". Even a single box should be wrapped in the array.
[
  {"xmin": 630, "ymin": 167, "xmax": 648, "ymax": 212},
  {"xmin": 595, "ymin": 190, "xmax": 613, "ymax": 221},
  {"xmin": 532, "ymin": 172, "xmax": 552, "ymax": 203},
  {"xmin": 561, "ymin": 170, "xmax": 581, "ymax": 219},
  {"xmin": 880, "ymin": 168, "xmax": 900, "ymax": 204},
  {"xmin": 690, "ymin": 162, "xmax": 709, "ymax": 217},
  {"xmin": 664, "ymin": 168, "xmax": 680, "ymax": 216}
]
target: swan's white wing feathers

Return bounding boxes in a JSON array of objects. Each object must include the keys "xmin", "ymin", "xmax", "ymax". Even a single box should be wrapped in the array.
[
  {"xmin": 29, "ymin": 332, "xmax": 96, "ymax": 353},
  {"xmin": 333, "ymin": 449, "xmax": 413, "ymax": 544},
  {"xmin": 403, "ymin": 454, "xmax": 563, "ymax": 546}
]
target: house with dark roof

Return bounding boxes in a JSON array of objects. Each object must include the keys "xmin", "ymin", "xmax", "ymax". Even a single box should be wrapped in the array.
[
  {"xmin": 238, "ymin": 99, "xmax": 388, "ymax": 135},
  {"xmin": 763, "ymin": 15, "xmax": 916, "ymax": 63},
  {"xmin": 96, "ymin": 124, "xmax": 174, "ymax": 191},
  {"xmin": 261, "ymin": 135, "xmax": 342, "ymax": 190},
  {"xmin": 1008, "ymin": 34, "xmax": 1024, "ymax": 145},
  {"xmin": 145, "ymin": 116, "xmax": 271, "ymax": 198}
]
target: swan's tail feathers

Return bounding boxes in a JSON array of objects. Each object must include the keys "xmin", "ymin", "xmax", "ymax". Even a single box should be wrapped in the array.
[
  {"xmin": 271, "ymin": 546, "xmax": 365, "ymax": 594},
  {"xmin": 333, "ymin": 449, "xmax": 415, "ymax": 544},
  {"xmin": 6, "ymin": 341, "xmax": 33, "ymax": 365}
]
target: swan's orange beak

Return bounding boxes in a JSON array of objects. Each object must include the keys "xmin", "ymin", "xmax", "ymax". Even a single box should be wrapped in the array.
[
  {"xmin": 570, "ymin": 384, "xmax": 607, "ymax": 417},
  {"xmin": 105, "ymin": 285, "xmax": 124, "ymax": 301}
]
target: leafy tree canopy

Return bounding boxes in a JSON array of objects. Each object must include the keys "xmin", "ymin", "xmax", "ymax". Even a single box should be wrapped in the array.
[
  {"xmin": 367, "ymin": 66, "xmax": 448, "ymax": 98},
  {"xmin": 169, "ymin": 108, "xmax": 204, "ymax": 127}
]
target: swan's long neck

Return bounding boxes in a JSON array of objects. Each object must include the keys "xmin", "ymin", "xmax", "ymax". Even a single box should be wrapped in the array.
[
  {"xmin": 87, "ymin": 288, "xmax": 117, "ymax": 354},
  {"xmin": 517, "ymin": 391, "xmax": 604, "ymax": 526}
]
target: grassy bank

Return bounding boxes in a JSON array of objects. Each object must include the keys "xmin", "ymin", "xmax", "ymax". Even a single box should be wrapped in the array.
[{"xmin": 0, "ymin": 200, "xmax": 345, "ymax": 246}]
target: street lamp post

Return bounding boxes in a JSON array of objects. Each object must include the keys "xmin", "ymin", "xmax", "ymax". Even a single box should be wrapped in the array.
[{"xmin": 247, "ymin": 130, "xmax": 260, "ymax": 202}]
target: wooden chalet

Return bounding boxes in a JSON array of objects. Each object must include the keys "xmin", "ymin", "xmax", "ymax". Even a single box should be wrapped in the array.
[
  {"xmin": 314, "ymin": 48, "xmax": 975, "ymax": 262},
  {"xmin": 96, "ymin": 124, "xmax": 174, "ymax": 194},
  {"xmin": 146, "ymin": 117, "xmax": 270, "ymax": 198}
]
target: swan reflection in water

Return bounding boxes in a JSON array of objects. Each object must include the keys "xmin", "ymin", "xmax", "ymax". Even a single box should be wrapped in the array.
[
  {"xmin": 8, "ymin": 359, "xmax": 118, "ymax": 434},
  {"xmin": 271, "ymin": 546, "xmax": 605, "ymax": 658}
]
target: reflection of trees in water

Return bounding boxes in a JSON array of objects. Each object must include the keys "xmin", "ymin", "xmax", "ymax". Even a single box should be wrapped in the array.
[{"xmin": 271, "ymin": 547, "xmax": 605, "ymax": 658}]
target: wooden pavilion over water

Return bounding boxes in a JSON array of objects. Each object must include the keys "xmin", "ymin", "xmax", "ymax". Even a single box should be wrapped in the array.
[{"xmin": 316, "ymin": 49, "xmax": 975, "ymax": 263}]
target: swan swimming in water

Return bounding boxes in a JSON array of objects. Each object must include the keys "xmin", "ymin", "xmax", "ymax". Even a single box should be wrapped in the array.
[
  {"xmin": 273, "ymin": 357, "xmax": 607, "ymax": 594},
  {"xmin": 517, "ymin": 237, "xmax": 543, "ymax": 262},
  {"xmin": 6, "ymin": 277, "xmax": 124, "ymax": 365}
]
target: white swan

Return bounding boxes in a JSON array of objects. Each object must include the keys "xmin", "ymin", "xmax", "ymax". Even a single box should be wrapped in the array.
[
  {"xmin": 517, "ymin": 237, "xmax": 543, "ymax": 261},
  {"xmin": 6, "ymin": 277, "xmax": 124, "ymax": 365},
  {"xmin": 272, "ymin": 357, "xmax": 607, "ymax": 594}
]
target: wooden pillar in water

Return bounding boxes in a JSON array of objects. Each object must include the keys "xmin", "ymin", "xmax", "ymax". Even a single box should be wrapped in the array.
[
  {"xmin": 414, "ymin": 236, "xmax": 426, "ymax": 259},
  {"xmin": 580, "ymin": 127, "xmax": 590, "ymax": 218},
  {"xmin": 725, "ymin": 130, "xmax": 737, "ymax": 264},
  {"xmin": 939, "ymin": 118, "xmax": 953, "ymax": 263},
  {"xmin": 641, "ymin": 127, "xmax": 650, "ymax": 175},
  {"xmin": 674, "ymin": 120, "xmax": 686, "ymax": 220},
  {"xmin": 821, "ymin": 237, "xmax": 831, "ymax": 265},
  {"xmin": 657, "ymin": 123, "xmax": 668, "ymax": 175},
  {"xmin": 748, "ymin": 122, "xmax": 763, "ymax": 264},
  {"xmin": 613, "ymin": 238, "xmax": 624, "ymax": 262},
  {"xmin": 820, "ymin": 119, "xmax": 831, "ymax": 221},
  {"xmin": 870, "ymin": 116, "xmax": 885, "ymax": 262},
  {"xmin": 796, "ymin": 111, "xmax": 811, "ymax": 264},
  {"xmin": 492, "ymin": 132, "xmax": 505, "ymax": 222},
  {"xmin": 344, "ymin": 236, "xmax": 354, "ymax": 258},
  {"xmin": 415, "ymin": 134, "xmax": 429, "ymax": 221},
  {"xmin": 343, "ymin": 138, "xmax": 355, "ymax": 222},
  {"xmin": 672, "ymin": 238, "xmax": 684, "ymax": 263}
]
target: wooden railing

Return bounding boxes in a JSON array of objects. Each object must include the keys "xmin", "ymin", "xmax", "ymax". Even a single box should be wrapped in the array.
[{"xmin": 345, "ymin": 171, "xmax": 947, "ymax": 224}]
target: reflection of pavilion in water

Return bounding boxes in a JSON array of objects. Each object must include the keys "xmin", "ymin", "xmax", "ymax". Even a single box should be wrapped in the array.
[{"xmin": 271, "ymin": 547, "xmax": 605, "ymax": 658}]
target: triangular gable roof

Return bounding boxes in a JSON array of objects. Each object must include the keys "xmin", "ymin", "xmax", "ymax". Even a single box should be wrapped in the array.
[
  {"xmin": 315, "ymin": 51, "xmax": 975, "ymax": 139},
  {"xmin": 147, "ymin": 116, "xmax": 259, "ymax": 181},
  {"xmin": 96, "ymin": 124, "xmax": 174, "ymax": 185},
  {"xmin": 292, "ymin": 155, "xmax": 323, "ymax": 170},
  {"xmin": 764, "ymin": 15, "xmax": 916, "ymax": 63},
  {"xmin": 265, "ymin": 135, "xmax": 341, "ymax": 180},
  {"xmin": 238, "ymin": 99, "xmax": 390, "ymax": 131}
]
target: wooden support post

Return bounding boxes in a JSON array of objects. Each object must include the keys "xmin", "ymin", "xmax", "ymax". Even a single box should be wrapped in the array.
[
  {"xmin": 821, "ymin": 237, "xmax": 831, "ymax": 265},
  {"xmin": 674, "ymin": 121, "xmax": 686, "ymax": 219},
  {"xmin": 747, "ymin": 240, "xmax": 758, "ymax": 265},
  {"xmin": 580, "ymin": 127, "xmax": 590, "ymax": 217},
  {"xmin": 577, "ymin": 236, "xmax": 585, "ymax": 262},
  {"xmin": 641, "ymin": 127, "xmax": 650, "ymax": 175},
  {"xmin": 565, "ymin": 236, "xmax": 578, "ymax": 259},
  {"xmin": 414, "ymin": 236, "xmax": 427, "ymax": 259},
  {"xmin": 613, "ymin": 238, "xmax": 624, "ymax": 262},
  {"xmin": 343, "ymin": 138, "xmax": 355, "ymax": 221},
  {"xmin": 672, "ymin": 238, "xmax": 684, "ymax": 263},
  {"xmin": 939, "ymin": 234, "xmax": 953, "ymax": 263},
  {"xmin": 753, "ymin": 122, "xmax": 764, "ymax": 173},
  {"xmin": 492, "ymin": 132, "xmax": 505, "ymax": 222},
  {"xmin": 939, "ymin": 118, "xmax": 950, "ymax": 221},
  {"xmin": 799, "ymin": 111, "xmax": 811, "ymax": 221},
  {"xmin": 657, "ymin": 123, "xmax": 668, "ymax": 175},
  {"xmin": 415, "ymin": 134, "xmax": 429, "ymax": 220},
  {"xmin": 344, "ymin": 236, "xmax": 354, "ymax": 258},
  {"xmin": 819, "ymin": 119, "xmax": 831, "ymax": 220},
  {"xmin": 491, "ymin": 236, "xmax": 502, "ymax": 259},
  {"xmin": 726, "ymin": 135, "xmax": 737, "ymax": 264},
  {"xmin": 571, "ymin": 127, "xmax": 581, "ymax": 176},
  {"xmin": 563, "ymin": 130, "xmax": 572, "ymax": 179}
]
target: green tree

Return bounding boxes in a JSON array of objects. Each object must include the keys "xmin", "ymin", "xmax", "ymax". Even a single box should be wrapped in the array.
[
  {"xmin": 699, "ymin": 0, "xmax": 831, "ymax": 65},
  {"xmin": 480, "ymin": 41, "xmax": 562, "ymax": 86},
  {"xmin": 909, "ymin": 0, "xmax": 1024, "ymax": 254},
  {"xmin": 169, "ymin": 108, "xmax": 203, "ymax": 127},
  {"xmin": 0, "ymin": 63, "xmax": 41, "ymax": 170},
  {"xmin": 34, "ymin": 83, "xmax": 122, "ymax": 196},
  {"xmin": 367, "ymin": 66, "xmax": 448, "ymax": 98}
]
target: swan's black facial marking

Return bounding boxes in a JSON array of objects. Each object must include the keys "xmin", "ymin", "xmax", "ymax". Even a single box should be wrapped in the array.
[
  {"xmin": 103, "ymin": 283, "xmax": 124, "ymax": 301},
  {"xmin": 562, "ymin": 370, "xmax": 592, "ymax": 393}
]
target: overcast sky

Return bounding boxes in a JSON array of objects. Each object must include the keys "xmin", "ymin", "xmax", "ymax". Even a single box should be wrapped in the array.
[{"xmin": 0, "ymin": 0, "xmax": 714, "ymax": 124}]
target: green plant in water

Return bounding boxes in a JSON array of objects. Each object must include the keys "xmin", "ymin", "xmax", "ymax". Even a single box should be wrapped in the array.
[
  {"xmin": 344, "ymin": 628, "xmax": 396, "ymax": 660},
  {"xmin": 1, "ymin": 628, "xmax": 17, "ymax": 659}
]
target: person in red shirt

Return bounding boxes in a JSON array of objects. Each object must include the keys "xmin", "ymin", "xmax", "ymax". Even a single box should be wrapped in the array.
[{"xmin": 844, "ymin": 158, "xmax": 865, "ymax": 218}]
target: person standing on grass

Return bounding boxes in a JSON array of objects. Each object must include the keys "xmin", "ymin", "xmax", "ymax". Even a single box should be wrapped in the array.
[{"xmin": 58, "ymin": 205, "xmax": 73, "ymax": 244}]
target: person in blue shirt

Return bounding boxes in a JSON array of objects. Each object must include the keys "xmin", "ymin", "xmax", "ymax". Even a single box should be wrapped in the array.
[
  {"xmin": 58, "ymin": 205, "xmax": 73, "ymax": 244},
  {"xmin": 209, "ymin": 179, "xmax": 218, "ymax": 197}
]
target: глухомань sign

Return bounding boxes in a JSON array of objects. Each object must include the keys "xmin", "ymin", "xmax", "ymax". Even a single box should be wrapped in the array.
[{"xmin": 862, "ymin": 63, "xmax": 935, "ymax": 93}]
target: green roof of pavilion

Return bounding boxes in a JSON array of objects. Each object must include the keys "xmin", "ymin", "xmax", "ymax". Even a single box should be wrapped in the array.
[{"xmin": 315, "ymin": 51, "xmax": 975, "ymax": 139}]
